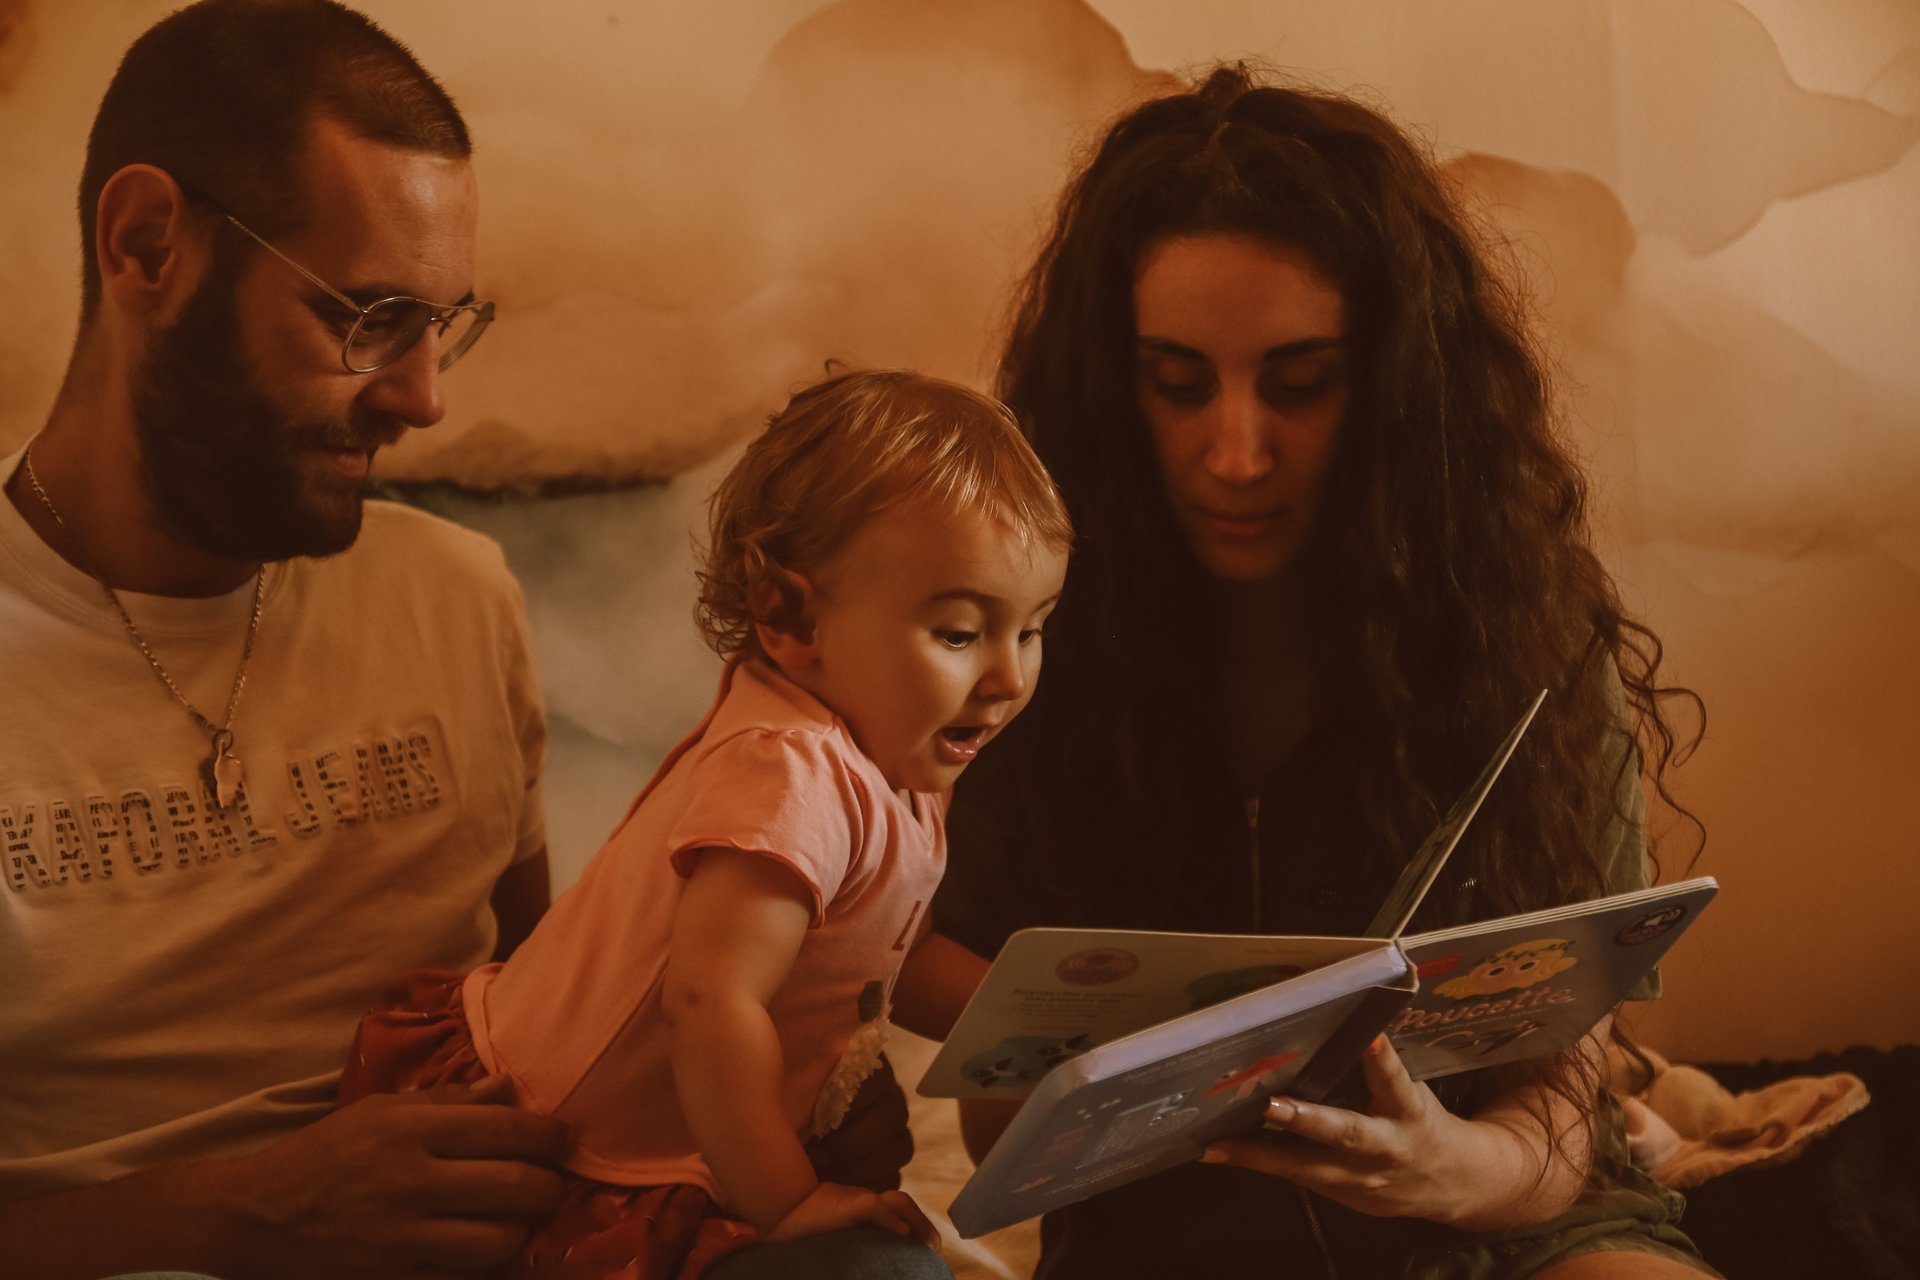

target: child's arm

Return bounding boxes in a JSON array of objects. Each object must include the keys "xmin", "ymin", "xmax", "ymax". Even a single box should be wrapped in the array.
[
  {"xmin": 662, "ymin": 848, "xmax": 932, "ymax": 1243},
  {"xmin": 889, "ymin": 920, "xmax": 990, "ymax": 1042},
  {"xmin": 895, "ymin": 926, "xmax": 1016, "ymax": 1165}
]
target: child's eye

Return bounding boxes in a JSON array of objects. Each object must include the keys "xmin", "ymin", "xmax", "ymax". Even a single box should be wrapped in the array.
[{"xmin": 935, "ymin": 630, "xmax": 977, "ymax": 649}]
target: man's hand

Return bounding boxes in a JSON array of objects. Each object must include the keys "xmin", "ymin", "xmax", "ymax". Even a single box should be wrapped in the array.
[
  {"xmin": 4, "ymin": 1076, "xmax": 570, "ymax": 1280},
  {"xmin": 216, "ymin": 1076, "xmax": 569, "ymax": 1279},
  {"xmin": 766, "ymin": 1183, "xmax": 936, "ymax": 1247}
]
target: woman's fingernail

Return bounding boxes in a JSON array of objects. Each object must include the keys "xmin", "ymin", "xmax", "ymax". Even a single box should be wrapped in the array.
[
  {"xmin": 1266, "ymin": 1098, "xmax": 1297, "ymax": 1127},
  {"xmin": 1199, "ymin": 1144, "xmax": 1226, "ymax": 1163},
  {"xmin": 1370, "ymin": 1035, "xmax": 1387, "ymax": 1054}
]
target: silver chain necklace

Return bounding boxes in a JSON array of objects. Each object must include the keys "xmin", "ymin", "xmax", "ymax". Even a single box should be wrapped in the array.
[{"xmin": 22, "ymin": 441, "xmax": 264, "ymax": 809}]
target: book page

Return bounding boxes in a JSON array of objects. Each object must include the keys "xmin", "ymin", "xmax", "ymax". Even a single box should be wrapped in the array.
[
  {"xmin": 1392, "ymin": 878, "xmax": 1717, "ymax": 1080},
  {"xmin": 918, "ymin": 928, "xmax": 1380, "ymax": 1098}
]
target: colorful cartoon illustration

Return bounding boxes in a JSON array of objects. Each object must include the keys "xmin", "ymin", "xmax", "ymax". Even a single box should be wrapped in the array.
[
  {"xmin": 1421, "ymin": 1018, "xmax": 1548, "ymax": 1058},
  {"xmin": 1204, "ymin": 1049, "xmax": 1303, "ymax": 1100},
  {"xmin": 960, "ymin": 1032, "xmax": 1095, "ymax": 1088},
  {"xmin": 1616, "ymin": 905, "xmax": 1689, "ymax": 945},
  {"xmin": 1183, "ymin": 963, "xmax": 1304, "ymax": 1010},
  {"xmin": 1085, "ymin": 1090, "xmax": 1202, "ymax": 1164},
  {"xmin": 1055, "ymin": 947, "xmax": 1140, "ymax": 985},
  {"xmin": 1433, "ymin": 938, "xmax": 1578, "ymax": 1000}
]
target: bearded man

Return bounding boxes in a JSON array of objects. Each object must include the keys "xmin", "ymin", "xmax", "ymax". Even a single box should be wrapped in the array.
[
  {"xmin": 1, "ymin": 6, "xmax": 945, "ymax": 1279},
  {"xmin": 0, "ymin": 3, "xmax": 564, "ymax": 1275}
]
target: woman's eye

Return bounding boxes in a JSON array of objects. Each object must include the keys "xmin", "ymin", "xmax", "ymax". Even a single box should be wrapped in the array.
[
  {"xmin": 935, "ymin": 630, "xmax": 977, "ymax": 649},
  {"xmin": 1149, "ymin": 378, "xmax": 1213, "ymax": 405},
  {"xmin": 1017, "ymin": 628, "xmax": 1043, "ymax": 646},
  {"xmin": 1258, "ymin": 362, "xmax": 1343, "ymax": 409}
]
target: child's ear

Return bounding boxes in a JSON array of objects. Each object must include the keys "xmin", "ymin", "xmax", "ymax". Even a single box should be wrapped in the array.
[{"xmin": 752, "ymin": 568, "xmax": 818, "ymax": 669}]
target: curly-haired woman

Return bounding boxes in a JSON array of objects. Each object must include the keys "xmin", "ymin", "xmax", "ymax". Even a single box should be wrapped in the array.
[{"xmin": 937, "ymin": 66, "xmax": 1716, "ymax": 1280}]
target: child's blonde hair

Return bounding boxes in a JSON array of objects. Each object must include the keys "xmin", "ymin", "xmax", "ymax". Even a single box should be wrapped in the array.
[{"xmin": 697, "ymin": 368, "xmax": 1074, "ymax": 656}]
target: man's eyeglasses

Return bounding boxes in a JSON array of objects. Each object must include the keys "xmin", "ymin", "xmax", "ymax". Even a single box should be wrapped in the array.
[{"xmin": 218, "ymin": 211, "xmax": 494, "ymax": 375}]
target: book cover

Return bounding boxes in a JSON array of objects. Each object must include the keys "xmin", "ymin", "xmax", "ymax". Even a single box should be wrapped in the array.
[{"xmin": 943, "ymin": 943, "xmax": 1414, "ymax": 1237}]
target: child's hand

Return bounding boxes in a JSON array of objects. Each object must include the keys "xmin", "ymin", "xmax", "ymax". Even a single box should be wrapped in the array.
[{"xmin": 766, "ymin": 1182, "xmax": 937, "ymax": 1246}]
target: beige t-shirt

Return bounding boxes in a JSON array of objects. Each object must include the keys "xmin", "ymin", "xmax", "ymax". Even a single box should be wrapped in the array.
[{"xmin": 0, "ymin": 452, "xmax": 545, "ymax": 1196}]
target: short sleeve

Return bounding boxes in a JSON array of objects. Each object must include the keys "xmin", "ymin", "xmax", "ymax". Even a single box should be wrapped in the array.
[
  {"xmin": 664, "ymin": 729, "xmax": 865, "ymax": 926},
  {"xmin": 499, "ymin": 571, "xmax": 548, "ymax": 868}
]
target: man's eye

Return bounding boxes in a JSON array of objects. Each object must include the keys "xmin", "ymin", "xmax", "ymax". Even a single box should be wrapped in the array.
[
  {"xmin": 935, "ymin": 630, "xmax": 976, "ymax": 649},
  {"xmin": 314, "ymin": 303, "xmax": 358, "ymax": 336}
]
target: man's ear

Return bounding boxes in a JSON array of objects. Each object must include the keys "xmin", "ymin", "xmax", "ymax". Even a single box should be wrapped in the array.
[
  {"xmin": 94, "ymin": 164, "xmax": 212, "ymax": 322},
  {"xmin": 752, "ymin": 567, "xmax": 819, "ymax": 670}
]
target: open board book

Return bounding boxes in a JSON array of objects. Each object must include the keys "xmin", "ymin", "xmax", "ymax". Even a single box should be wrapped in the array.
[{"xmin": 919, "ymin": 691, "xmax": 1719, "ymax": 1238}]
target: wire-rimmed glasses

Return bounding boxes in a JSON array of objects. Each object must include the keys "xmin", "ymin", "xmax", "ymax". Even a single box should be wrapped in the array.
[{"xmin": 218, "ymin": 211, "xmax": 494, "ymax": 374}]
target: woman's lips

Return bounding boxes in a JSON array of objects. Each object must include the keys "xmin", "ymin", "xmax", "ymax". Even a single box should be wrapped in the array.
[{"xmin": 1194, "ymin": 506, "xmax": 1288, "ymax": 540}]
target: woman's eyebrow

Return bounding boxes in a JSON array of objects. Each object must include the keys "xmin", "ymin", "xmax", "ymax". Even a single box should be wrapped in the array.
[
  {"xmin": 1263, "ymin": 337, "xmax": 1344, "ymax": 360},
  {"xmin": 1135, "ymin": 336, "xmax": 1345, "ymax": 361}
]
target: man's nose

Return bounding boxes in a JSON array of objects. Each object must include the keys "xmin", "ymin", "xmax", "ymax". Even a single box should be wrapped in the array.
[{"xmin": 358, "ymin": 334, "xmax": 447, "ymax": 429}]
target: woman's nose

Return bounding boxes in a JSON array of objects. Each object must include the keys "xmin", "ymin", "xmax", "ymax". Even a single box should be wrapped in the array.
[{"xmin": 1202, "ymin": 387, "xmax": 1274, "ymax": 485}]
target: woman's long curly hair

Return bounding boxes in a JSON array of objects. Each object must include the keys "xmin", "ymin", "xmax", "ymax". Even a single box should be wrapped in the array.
[{"xmin": 996, "ymin": 66, "xmax": 1701, "ymax": 1154}]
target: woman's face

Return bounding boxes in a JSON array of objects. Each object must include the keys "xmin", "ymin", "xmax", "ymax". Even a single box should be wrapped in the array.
[{"xmin": 1133, "ymin": 233, "xmax": 1348, "ymax": 584}]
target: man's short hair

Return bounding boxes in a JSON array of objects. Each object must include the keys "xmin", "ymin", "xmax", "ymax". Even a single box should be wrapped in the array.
[{"xmin": 78, "ymin": 0, "xmax": 471, "ymax": 320}]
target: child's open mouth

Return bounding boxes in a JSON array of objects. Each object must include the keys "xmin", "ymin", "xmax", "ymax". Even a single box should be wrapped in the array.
[{"xmin": 934, "ymin": 724, "xmax": 989, "ymax": 765}]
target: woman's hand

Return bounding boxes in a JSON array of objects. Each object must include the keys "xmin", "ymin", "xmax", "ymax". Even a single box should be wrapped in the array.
[
  {"xmin": 1199, "ymin": 1035, "xmax": 1585, "ymax": 1231},
  {"xmin": 766, "ymin": 1183, "xmax": 937, "ymax": 1246}
]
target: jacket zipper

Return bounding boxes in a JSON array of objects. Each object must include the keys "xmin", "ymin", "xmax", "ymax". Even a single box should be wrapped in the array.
[
  {"xmin": 1298, "ymin": 1186, "xmax": 1343, "ymax": 1280},
  {"xmin": 1245, "ymin": 794, "xmax": 1263, "ymax": 932}
]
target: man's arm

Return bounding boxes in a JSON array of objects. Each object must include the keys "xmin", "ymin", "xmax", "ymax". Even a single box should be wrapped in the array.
[{"xmin": 2, "ymin": 1080, "xmax": 568, "ymax": 1280}]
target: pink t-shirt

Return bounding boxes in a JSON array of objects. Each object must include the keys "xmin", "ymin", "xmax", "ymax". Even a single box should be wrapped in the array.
[{"xmin": 463, "ymin": 658, "xmax": 945, "ymax": 1194}]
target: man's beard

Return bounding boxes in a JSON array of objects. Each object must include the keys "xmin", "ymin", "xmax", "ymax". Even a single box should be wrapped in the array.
[{"xmin": 131, "ymin": 250, "xmax": 404, "ymax": 562}]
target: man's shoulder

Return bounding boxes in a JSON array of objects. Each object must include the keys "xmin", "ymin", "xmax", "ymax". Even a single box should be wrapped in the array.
[{"xmin": 346, "ymin": 499, "xmax": 516, "ymax": 591}]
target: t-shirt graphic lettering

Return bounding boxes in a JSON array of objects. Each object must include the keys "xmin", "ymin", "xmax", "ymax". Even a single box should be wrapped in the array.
[{"xmin": 4, "ymin": 725, "xmax": 446, "ymax": 892}]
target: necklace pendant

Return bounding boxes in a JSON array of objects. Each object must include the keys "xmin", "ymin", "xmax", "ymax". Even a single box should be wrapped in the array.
[{"xmin": 204, "ymin": 729, "xmax": 244, "ymax": 809}]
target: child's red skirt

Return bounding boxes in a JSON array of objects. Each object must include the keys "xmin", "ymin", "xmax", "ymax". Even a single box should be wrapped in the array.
[{"xmin": 339, "ymin": 969, "xmax": 759, "ymax": 1280}]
